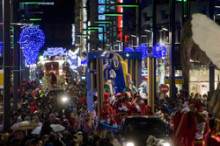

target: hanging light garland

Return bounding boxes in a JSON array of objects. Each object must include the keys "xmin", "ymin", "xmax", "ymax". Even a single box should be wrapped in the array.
[
  {"xmin": 19, "ymin": 26, "xmax": 45, "ymax": 65},
  {"xmin": 136, "ymin": 44, "xmax": 149, "ymax": 58},
  {"xmin": 124, "ymin": 47, "xmax": 134, "ymax": 52},
  {"xmin": 152, "ymin": 43, "xmax": 167, "ymax": 58}
]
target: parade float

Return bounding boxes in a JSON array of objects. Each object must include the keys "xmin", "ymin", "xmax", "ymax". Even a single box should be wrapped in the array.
[{"xmin": 86, "ymin": 51, "xmax": 142, "ymax": 131}]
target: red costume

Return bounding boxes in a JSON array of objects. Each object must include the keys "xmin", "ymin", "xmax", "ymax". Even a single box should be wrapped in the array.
[
  {"xmin": 130, "ymin": 95, "xmax": 145, "ymax": 116},
  {"xmin": 145, "ymin": 105, "xmax": 154, "ymax": 116},
  {"xmin": 30, "ymin": 101, "xmax": 37, "ymax": 113},
  {"xmin": 173, "ymin": 101, "xmax": 206, "ymax": 146},
  {"xmin": 114, "ymin": 93, "xmax": 131, "ymax": 124},
  {"xmin": 100, "ymin": 100, "xmax": 116, "ymax": 125}
]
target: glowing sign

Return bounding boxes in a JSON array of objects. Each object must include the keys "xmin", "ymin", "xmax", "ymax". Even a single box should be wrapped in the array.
[
  {"xmin": 0, "ymin": 43, "xmax": 2, "ymax": 55},
  {"xmin": 117, "ymin": 0, "xmax": 123, "ymax": 41},
  {"xmin": 98, "ymin": 0, "xmax": 105, "ymax": 4},
  {"xmin": 98, "ymin": 0, "xmax": 106, "ymax": 41},
  {"xmin": 43, "ymin": 47, "xmax": 66, "ymax": 57},
  {"xmin": 72, "ymin": 24, "xmax": 75, "ymax": 45},
  {"xmin": 98, "ymin": 15, "xmax": 106, "ymax": 20},
  {"xmin": 98, "ymin": 5, "xmax": 106, "ymax": 13},
  {"xmin": 99, "ymin": 34, "xmax": 104, "ymax": 41}
]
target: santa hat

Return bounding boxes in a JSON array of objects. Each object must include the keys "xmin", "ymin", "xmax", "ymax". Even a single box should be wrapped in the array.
[{"xmin": 189, "ymin": 101, "xmax": 202, "ymax": 112}]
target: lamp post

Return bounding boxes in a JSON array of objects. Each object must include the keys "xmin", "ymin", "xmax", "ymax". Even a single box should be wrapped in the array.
[{"xmin": 3, "ymin": 0, "xmax": 11, "ymax": 131}]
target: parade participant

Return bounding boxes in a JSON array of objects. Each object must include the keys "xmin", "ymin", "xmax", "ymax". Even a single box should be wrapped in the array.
[
  {"xmin": 194, "ymin": 112, "xmax": 210, "ymax": 146},
  {"xmin": 145, "ymin": 105, "xmax": 154, "ymax": 116},
  {"xmin": 124, "ymin": 81, "xmax": 138, "ymax": 98},
  {"xmin": 130, "ymin": 94, "xmax": 145, "ymax": 116},
  {"xmin": 50, "ymin": 71, "xmax": 57, "ymax": 88},
  {"xmin": 30, "ymin": 100, "xmax": 37, "ymax": 113},
  {"xmin": 114, "ymin": 93, "xmax": 130, "ymax": 124},
  {"xmin": 174, "ymin": 101, "xmax": 207, "ymax": 146},
  {"xmin": 100, "ymin": 99, "xmax": 116, "ymax": 126},
  {"xmin": 104, "ymin": 92, "xmax": 111, "ymax": 101},
  {"xmin": 138, "ymin": 77, "xmax": 148, "ymax": 104}
]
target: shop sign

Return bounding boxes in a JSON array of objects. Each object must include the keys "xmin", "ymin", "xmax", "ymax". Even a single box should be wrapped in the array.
[
  {"xmin": 165, "ymin": 76, "xmax": 184, "ymax": 84},
  {"xmin": 160, "ymin": 84, "xmax": 169, "ymax": 94},
  {"xmin": 0, "ymin": 70, "xmax": 3, "ymax": 89}
]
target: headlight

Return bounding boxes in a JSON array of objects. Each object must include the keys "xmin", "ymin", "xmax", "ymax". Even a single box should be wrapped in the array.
[
  {"xmin": 162, "ymin": 142, "xmax": 171, "ymax": 146},
  {"xmin": 126, "ymin": 142, "xmax": 135, "ymax": 146},
  {"xmin": 61, "ymin": 95, "xmax": 69, "ymax": 103}
]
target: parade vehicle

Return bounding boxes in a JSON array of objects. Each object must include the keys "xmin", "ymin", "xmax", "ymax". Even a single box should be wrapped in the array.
[
  {"xmin": 120, "ymin": 116, "xmax": 172, "ymax": 146},
  {"xmin": 45, "ymin": 88, "xmax": 76, "ymax": 110}
]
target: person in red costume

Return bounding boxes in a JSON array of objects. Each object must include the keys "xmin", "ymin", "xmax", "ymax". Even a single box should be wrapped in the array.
[
  {"xmin": 30, "ymin": 100, "xmax": 37, "ymax": 113},
  {"xmin": 114, "ymin": 93, "xmax": 131, "ymax": 124},
  {"xmin": 104, "ymin": 92, "xmax": 110, "ymax": 100},
  {"xmin": 145, "ymin": 105, "xmax": 154, "ymax": 116},
  {"xmin": 100, "ymin": 99, "xmax": 116, "ymax": 125},
  {"xmin": 130, "ymin": 94, "xmax": 145, "ymax": 116},
  {"xmin": 174, "ymin": 101, "xmax": 208, "ymax": 146}
]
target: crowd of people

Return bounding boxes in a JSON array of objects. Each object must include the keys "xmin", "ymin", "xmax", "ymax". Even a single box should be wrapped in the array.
[{"xmin": 0, "ymin": 78, "xmax": 219, "ymax": 146}]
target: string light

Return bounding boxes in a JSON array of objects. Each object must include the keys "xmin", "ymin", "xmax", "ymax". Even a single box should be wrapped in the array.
[
  {"xmin": 136, "ymin": 44, "xmax": 149, "ymax": 58},
  {"xmin": 152, "ymin": 43, "xmax": 167, "ymax": 58}
]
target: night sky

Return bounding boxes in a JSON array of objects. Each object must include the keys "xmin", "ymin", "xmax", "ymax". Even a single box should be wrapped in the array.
[{"xmin": 40, "ymin": 0, "xmax": 75, "ymax": 52}]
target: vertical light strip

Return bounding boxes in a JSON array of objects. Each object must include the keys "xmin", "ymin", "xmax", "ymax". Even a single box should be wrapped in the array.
[{"xmin": 117, "ymin": 0, "xmax": 123, "ymax": 41}]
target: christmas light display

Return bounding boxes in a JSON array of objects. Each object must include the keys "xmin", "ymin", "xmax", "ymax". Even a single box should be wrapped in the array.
[
  {"xmin": 124, "ymin": 47, "xmax": 134, "ymax": 52},
  {"xmin": 136, "ymin": 44, "xmax": 149, "ymax": 58},
  {"xmin": 19, "ymin": 26, "xmax": 45, "ymax": 65},
  {"xmin": 43, "ymin": 47, "xmax": 66, "ymax": 57},
  {"xmin": 81, "ymin": 58, "xmax": 87, "ymax": 66},
  {"xmin": 152, "ymin": 43, "xmax": 167, "ymax": 58}
]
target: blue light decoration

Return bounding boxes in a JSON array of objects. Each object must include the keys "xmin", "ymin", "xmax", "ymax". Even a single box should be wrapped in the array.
[
  {"xmin": 19, "ymin": 26, "xmax": 45, "ymax": 65},
  {"xmin": 0, "ymin": 42, "xmax": 2, "ymax": 55},
  {"xmin": 43, "ymin": 47, "xmax": 66, "ymax": 57},
  {"xmin": 81, "ymin": 58, "xmax": 87, "ymax": 66},
  {"xmin": 152, "ymin": 43, "xmax": 167, "ymax": 58},
  {"xmin": 124, "ymin": 47, "xmax": 134, "ymax": 52},
  {"xmin": 136, "ymin": 44, "xmax": 149, "ymax": 58}
]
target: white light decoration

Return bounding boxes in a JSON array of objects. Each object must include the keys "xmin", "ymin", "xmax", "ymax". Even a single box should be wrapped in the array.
[
  {"xmin": 72, "ymin": 24, "xmax": 75, "ymax": 45},
  {"xmin": 43, "ymin": 47, "xmax": 66, "ymax": 57},
  {"xmin": 67, "ymin": 50, "xmax": 81, "ymax": 71}
]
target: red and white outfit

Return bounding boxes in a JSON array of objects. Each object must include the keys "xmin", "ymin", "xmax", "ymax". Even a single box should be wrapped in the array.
[{"xmin": 100, "ymin": 100, "xmax": 116, "ymax": 125}]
